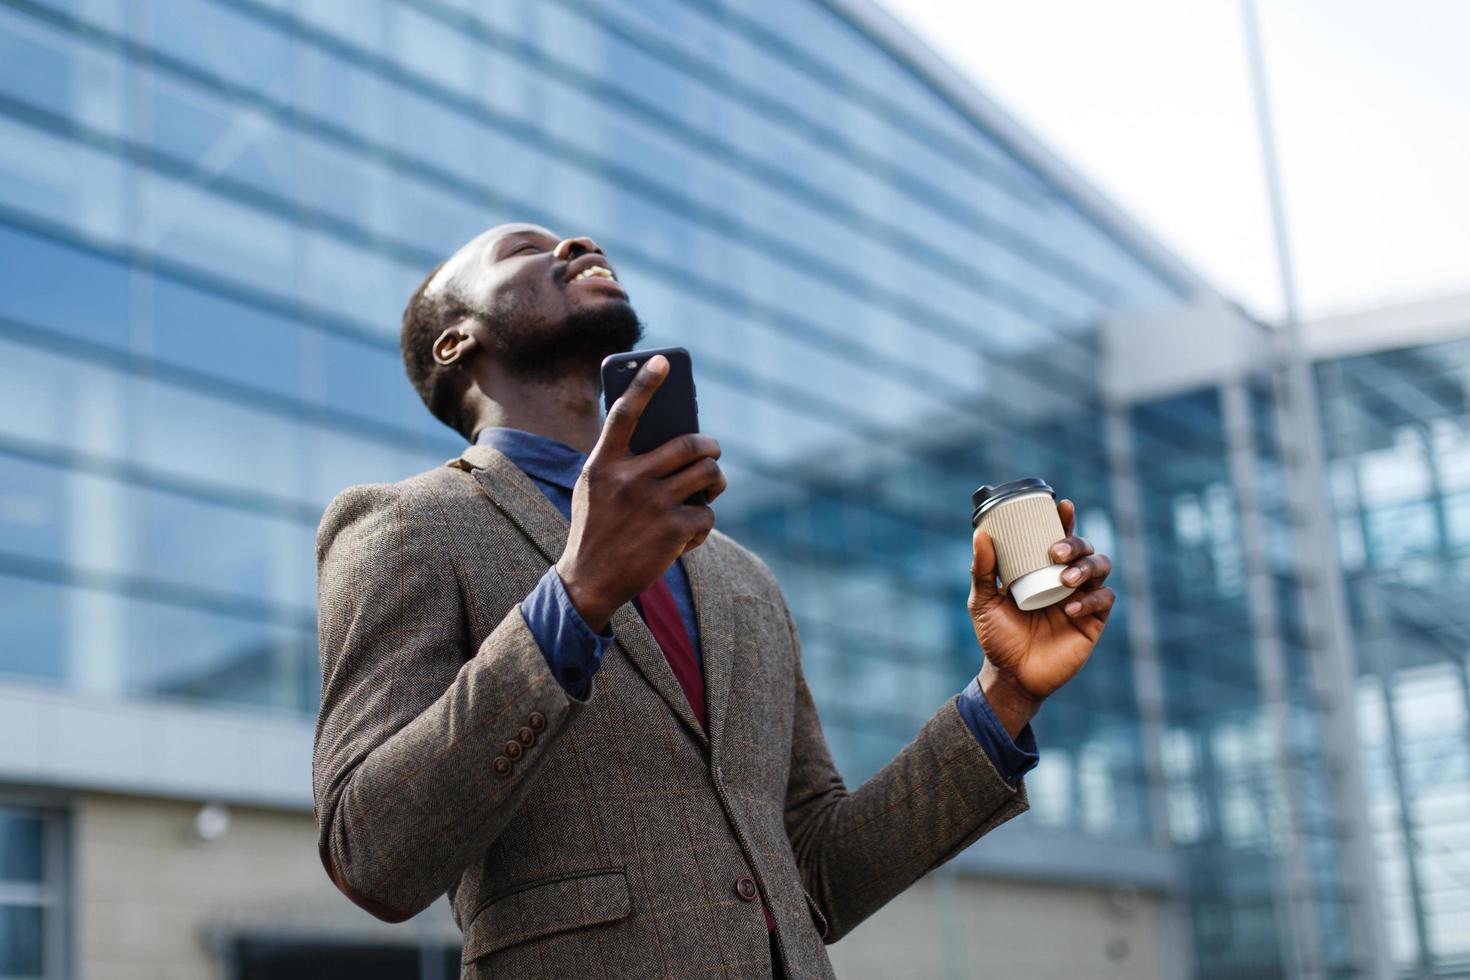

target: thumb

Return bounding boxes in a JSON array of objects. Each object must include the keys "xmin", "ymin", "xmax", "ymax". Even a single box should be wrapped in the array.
[
  {"xmin": 970, "ymin": 526, "xmax": 1002, "ymax": 604},
  {"xmin": 593, "ymin": 354, "xmax": 668, "ymax": 462}
]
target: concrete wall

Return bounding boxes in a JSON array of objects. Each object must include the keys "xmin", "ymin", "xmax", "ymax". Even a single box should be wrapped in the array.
[
  {"xmin": 1101, "ymin": 300, "xmax": 1269, "ymax": 406},
  {"xmin": 71, "ymin": 793, "xmax": 457, "ymax": 980},
  {"xmin": 70, "ymin": 791, "xmax": 1170, "ymax": 979},
  {"xmin": 825, "ymin": 872, "xmax": 1170, "ymax": 980}
]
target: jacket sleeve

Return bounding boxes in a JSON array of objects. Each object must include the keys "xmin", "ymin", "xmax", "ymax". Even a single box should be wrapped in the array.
[
  {"xmin": 311, "ymin": 483, "xmax": 585, "ymax": 922},
  {"xmin": 779, "ymin": 596, "xmax": 1029, "ymax": 943}
]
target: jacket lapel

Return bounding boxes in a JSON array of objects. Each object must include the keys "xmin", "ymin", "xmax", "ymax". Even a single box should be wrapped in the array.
[
  {"xmin": 455, "ymin": 445, "xmax": 568, "ymax": 566},
  {"xmin": 608, "ymin": 603, "xmax": 709, "ymax": 750},
  {"xmin": 452, "ymin": 445, "xmax": 713, "ymax": 750},
  {"xmin": 678, "ymin": 538, "xmax": 735, "ymax": 757}
]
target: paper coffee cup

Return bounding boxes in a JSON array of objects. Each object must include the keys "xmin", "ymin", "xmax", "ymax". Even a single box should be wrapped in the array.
[{"xmin": 970, "ymin": 478, "xmax": 1076, "ymax": 612}]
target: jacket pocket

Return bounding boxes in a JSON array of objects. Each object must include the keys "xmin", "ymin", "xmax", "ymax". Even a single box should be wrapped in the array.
[{"xmin": 462, "ymin": 867, "xmax": 631, "ymax": 963}]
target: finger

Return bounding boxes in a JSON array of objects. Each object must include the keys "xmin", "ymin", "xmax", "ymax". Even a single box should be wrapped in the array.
[
  {"xmin": 1063, "ymin": 586, "xmax": 1114, "ymax": 621},
  {"xmin": 1057, "ymin": 499, "xmax": 1075, "ymax": 537},
  {"xmin": 638, "ymin": 432, "xmax": 721, "ymax": 478},
  {"xmin": 593, "ymin": 355, "xmax": 668, "ymax": 459},
  {"xmin": 1062, "ymin": 552, "xmax": 1111, "ymax": 589},
  {"xmin": 1050, "ymin": 533, "xmax": 1092, "ymax": 564},
  {"xmin": 663, "ymin": 457, "xmax": 725, "ymax": 502},
  {"xmin": 704, "ymin": 467, "xmax": 729, "ymax": 504},
  {"xmin": 969, "ymin": 527, "xmax": 1001, "ymax": 605},
  {"xmin": 680, "ymin": 506, "xmax": 716, "ymax": 553}
]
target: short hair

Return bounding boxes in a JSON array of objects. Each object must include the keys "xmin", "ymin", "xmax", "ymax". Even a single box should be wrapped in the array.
[{"xmin": 401, "ymin": 260, "xmax": 473, "ymax": 439}]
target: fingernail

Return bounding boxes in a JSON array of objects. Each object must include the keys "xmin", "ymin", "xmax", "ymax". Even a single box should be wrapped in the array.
[
  {"xmin": 1054, "ymin": 543, "xmax": 1071, "ymax": 560},
  {"xmin": 1063, "ymin": 568, "xmax": 1081, "ymax": 585},
  {"xmin": 647, "ymin": 355, "xmax": 667, "ymax": 374},
  {"xmin": 1065, "ymin": 601, "xmax": 1082, "ymax": 615}
]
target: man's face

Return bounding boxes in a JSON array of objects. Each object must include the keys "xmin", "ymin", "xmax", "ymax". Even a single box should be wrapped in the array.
[{"xmin": 432, "ymin": 223, "xmax": 642, "ymax": 381}]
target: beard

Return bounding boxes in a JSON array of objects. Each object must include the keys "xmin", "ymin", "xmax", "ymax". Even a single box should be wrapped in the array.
[{"xmin": 487, "ymin": 300, "xmax": 645, "ymax": 384}]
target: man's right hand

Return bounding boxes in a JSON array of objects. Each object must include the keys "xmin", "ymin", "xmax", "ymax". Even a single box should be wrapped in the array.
[{"xmin": 555, "ymin": 355, "xmax": 726, "ymax": 632}]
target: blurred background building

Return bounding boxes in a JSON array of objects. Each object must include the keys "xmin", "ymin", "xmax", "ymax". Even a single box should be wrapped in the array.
[{"xmin": 0, "ymin": 0, "xmax": 1465, "ymax": 978}]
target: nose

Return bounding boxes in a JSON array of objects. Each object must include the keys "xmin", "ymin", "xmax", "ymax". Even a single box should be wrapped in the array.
[{"xmin": 552, "ymin": 236, "xmax": 602, "ymax": 261}]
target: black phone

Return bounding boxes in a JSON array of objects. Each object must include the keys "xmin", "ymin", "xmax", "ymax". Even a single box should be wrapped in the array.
[{"xmin": 600, "ymin": 346, "xmax": 706, "ymax": 506}]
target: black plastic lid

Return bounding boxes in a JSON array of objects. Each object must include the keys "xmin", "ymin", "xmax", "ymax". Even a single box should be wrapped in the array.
[{"xmin": 971, "ymin": 477, "xmax": 1055, "ymax": 527}]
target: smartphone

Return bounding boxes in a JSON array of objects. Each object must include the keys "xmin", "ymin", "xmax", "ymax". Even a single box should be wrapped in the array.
[{"xmin": 600, "ymin": 346, "xmax": 706, "ymax": 506}]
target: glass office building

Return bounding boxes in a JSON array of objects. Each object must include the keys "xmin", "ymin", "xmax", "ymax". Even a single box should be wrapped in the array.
[
  {"xmin": 2, "ymin": 0, "xmax": 1466, "ymax": 977},
  {"xmin": 1316, "ymin": 333, "xmax": 1470, "ymax": 977}
]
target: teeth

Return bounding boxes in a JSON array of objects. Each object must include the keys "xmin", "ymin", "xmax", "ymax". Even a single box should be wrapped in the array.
[{"xmin": 572, "ymin": 265, "xmax": 615, "ymax": 282}]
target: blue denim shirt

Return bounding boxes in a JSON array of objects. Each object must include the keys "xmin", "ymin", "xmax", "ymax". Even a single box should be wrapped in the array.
[{"xmin": 476, "ymin": 427, "xmax": 1038, "ymax": 786}]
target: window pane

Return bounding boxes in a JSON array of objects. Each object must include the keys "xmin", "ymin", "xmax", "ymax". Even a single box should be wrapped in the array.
[
  {"xmin": 0, "ymin": 224, "xmax": 130, "ymax": 349},
  {"xmin": 316, "ymin": 332, "xmax": 425, "ymax": 433},
  {"xmin": 129, "ymin": 600, "xmax": 314, "ymax": 712},
  {"xmin": 0, "ymin": 807, "xmax": 44, "ymax": 882},
  {"xmin": 235, "ymin": 937, "xmax": 460, "ymax": 980},
  {"xmin": 137, "ymin": 379, "xmax": 303, "ymax": 500},
  {"xmin": 0, "ymin": 453, "xmax": 65, "ymax": 563},
  {"xmin": 136, "ymin": 488, "xmax": 315, "ymax": 608},
  {"xmin": 149, "ymin": 276, "xmax": 305, "ymax": 402},
  {"xmin": 0, "ymin": 8, "xmax": 124, "ymax": 133},
  {"xmin": 134, "ymin": 0, "xmax": 292, "ymax": 104},
  {"xmin": 0, "ymin": 904, "xmax": 44, "ymax": 975},
  {"xmin": 0, "ymin": 574, "xmax": 66, "ymax": 682},
  {"xmin": 0, "ymin": 116, "xmax": 124, "ymax": 239}
]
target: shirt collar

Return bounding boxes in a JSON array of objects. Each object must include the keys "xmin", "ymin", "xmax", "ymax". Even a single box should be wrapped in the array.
[{"xmin": 474, "ymin": 427, "xmax": 587, "ymax": 491}]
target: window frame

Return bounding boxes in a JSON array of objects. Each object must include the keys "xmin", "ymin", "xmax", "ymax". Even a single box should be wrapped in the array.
[{"xmin": 0, "ymin": 796, "xmax": 70, "ymax": 980}]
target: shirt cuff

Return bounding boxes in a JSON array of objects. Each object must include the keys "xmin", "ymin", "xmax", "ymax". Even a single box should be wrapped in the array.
[
  {"xmin": 520, "ymin": 565, "xmax": 614, "ymax": 700},
  {"xmin": 955, "ymin": 675, "xmax": 1039, "ymax": 787}
]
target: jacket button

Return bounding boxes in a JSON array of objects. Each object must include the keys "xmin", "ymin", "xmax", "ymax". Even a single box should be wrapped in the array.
[
  {"xmin": 735, "ymin": 876, "xmax": 759, "ymax": 902},
  {"xmin": 492, "ymin": 756, "xmax": 512, "ymax": 777},
  {"xmin": 504, "ymin": 740, "xmax": 523, "ymax": 761},
  {"xmin": 527, "ymin": 711, "xmax": 547, "ymax": 732},
  {"xmin": 517, "ymin": 726, "xmax": 536, "ymax": 747}
]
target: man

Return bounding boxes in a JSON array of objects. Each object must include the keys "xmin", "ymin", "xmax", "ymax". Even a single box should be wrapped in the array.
[{"xmin": 312, "ymin": 224, "xmax": 1115, "ymax": 979}]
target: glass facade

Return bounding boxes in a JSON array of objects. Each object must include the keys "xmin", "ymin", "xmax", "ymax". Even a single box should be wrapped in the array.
[
  {"xmin": 1127, "ymin": 375, "xmax": 1363, "ymax": 978},
  {"xmin": 1318, "ymin": 342, "xmax": 1470, "ymax": 977},
  {"xmin": 0, "ymin": 0, "xmax": 1180, "ymax": 763},
  {"xmin": 3, "ymin": 1, "xmax": 1464, "ymax": 978}
]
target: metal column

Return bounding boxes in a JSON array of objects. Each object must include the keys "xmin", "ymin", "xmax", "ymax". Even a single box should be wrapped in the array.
[
  {"xmin": 1102, "ymin": 401, "xmax": 1195, "ymax": 980},
  {"xmin": 1220, "ymin": 378, "xmax": 1322, "ymax": 980},
  {"xmin": 1102, "ymin": 404, "xmax": 1172, "ymax": 847},
  {"xmin": 1240, "ymin": 2, "xmax": 1393, "ymax": 973}
]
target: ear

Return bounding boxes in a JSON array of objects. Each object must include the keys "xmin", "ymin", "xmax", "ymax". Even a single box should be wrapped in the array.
[{"xmin": 432, "ymin": 325, "xmax": 478, "ymax": 366}]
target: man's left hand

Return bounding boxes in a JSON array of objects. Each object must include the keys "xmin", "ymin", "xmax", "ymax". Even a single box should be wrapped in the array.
[{"xmin": 967, "ymin": 498, "xmax": 1115, "ymax": 737}]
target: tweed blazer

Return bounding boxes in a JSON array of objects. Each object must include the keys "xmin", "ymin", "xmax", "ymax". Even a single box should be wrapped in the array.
[{"xmin": 312, "ymin": 443, "xmax": 1029, "ymax": 979}]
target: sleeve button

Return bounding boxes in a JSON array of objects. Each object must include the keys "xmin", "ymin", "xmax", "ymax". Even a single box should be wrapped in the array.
[
  {"xmin": 492, "ymin": 756, "xmax": 512, "ymax": 777},
  {"xmin": 517, "ymin": 726, "xmax": 536, "ymax": 747},
  {"xmin": 527, "ymin": 711, "xmax": 547, "ymax": 732},
  {"xmin": 504, "ymin": 740, "xmax": 523, "ymax": 761}
]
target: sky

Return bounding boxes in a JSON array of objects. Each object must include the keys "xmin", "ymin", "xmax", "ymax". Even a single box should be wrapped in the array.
[{"xmin": 878, "ymin": 0, "xmax": 1470, "ymax": 323}]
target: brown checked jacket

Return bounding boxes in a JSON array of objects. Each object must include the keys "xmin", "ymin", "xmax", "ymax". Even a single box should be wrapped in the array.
[{"xmin": 312, "ymin": 443, "xmax": 1030, "ymax": 979}]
